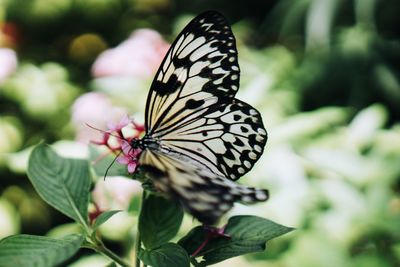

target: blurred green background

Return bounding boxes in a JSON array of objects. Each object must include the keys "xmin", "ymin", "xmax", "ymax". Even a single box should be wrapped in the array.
[{"xmin": 1, "ymin": 0, "xmax": 399, "ymax": 266}]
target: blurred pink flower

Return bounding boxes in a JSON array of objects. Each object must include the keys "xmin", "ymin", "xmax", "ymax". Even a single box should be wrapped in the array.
[
  {"xmin": 71, "ymin": 92, "xmax": 127, "ymax": 143},
  {"xmin": 91, "ymin": 29, "xmax": 170, "ymax": 79},
  {"xmin": 107, "ymin": 115, "xmax": 131, "ymax": 132},
  {"xmin": 92, "ymin": 176, "xmax": 142, "ymax": 210},
  {"xmin": 0, "ymin": 48, "xmax": 17, "ymax": 83}
]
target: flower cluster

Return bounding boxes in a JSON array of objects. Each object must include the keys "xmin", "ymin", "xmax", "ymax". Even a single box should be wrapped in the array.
[{"xmin": 93, "ymin": 116, "xmax": 145, "ymax": 174}]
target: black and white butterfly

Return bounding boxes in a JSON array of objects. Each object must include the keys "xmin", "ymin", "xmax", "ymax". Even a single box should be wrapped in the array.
[{"xmin": 131, "ymin": 11, "xmax": 269, "ymax": 225}]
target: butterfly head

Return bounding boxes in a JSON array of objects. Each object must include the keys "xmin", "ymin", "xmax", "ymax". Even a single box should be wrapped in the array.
[{"xmin": 129, "ymin": 138, "xmax": 144, "ymax": 149}]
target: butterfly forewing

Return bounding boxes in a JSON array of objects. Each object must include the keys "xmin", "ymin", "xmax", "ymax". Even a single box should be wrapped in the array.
[
  {"xmin": 139, "ymin": 150, "xmax": 269, "ymax": 225},
  {"xmin": 145, "ymin": 11, "xmax": 240, "ymax": 135},
  {"xmin": 137, "ymin": 11, "xmax": 269, "ymax": 224}
]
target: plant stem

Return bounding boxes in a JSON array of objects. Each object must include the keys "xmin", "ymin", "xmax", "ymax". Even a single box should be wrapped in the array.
[
  {"xmin": 191, "ymin": 236, "xmax": 210, "ymax": 257},
  {"xmin": 135, "ymin": 190, "xmax": 147, "ymax": 267},
  {"xmin": 135, "ymin": 230, "xmax": 141, "ymax": 267},
  {"xmin": 89, "ymin": 237, "xmax": 132, "ymax": 267}
]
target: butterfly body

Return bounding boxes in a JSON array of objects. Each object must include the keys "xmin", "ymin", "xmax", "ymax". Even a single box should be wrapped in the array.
[
  {"xmin": 130, "ymin": 136, "xmax": 160, "ymax": 150},
  {"xmin": 133, "ymin": 11, "xmax": 269, "ymax": 225}
]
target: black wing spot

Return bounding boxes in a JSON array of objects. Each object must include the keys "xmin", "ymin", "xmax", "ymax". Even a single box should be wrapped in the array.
[
  {"xmin": 172, "ymin": 56, "xmax": 190, "ymax": 68},
  {"xmin": 244, "ymin": 117, "xmax": 253, "ymax": 124},
  {"xmin": 224, "ymin": 144, "xmax": 236, "ymax": 160},
  {"xmin": 154, "ymin": 75, "xmax": 182, "ymax": 96},
  {"xmin": 209, "ymin": 55, "xmax": 224, "ymax": 63},
  {"xmin": 185, "ymin": 99, "xmax": 205, "ymax": 109},
  {"xmin": 230, "ymin": 104, "xmax": 240, "ymax": 111},
  {"xmin": 233, "ymin": 137, "xmax": 244, "ymax": 146}
]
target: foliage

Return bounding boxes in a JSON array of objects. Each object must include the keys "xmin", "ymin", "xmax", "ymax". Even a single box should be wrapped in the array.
[
  {"xmin": 0, "ymin": 144, "xmax": 291, "ymax": 266},
  {"xmin": 0, "ymin": 234, "xmax": 84, "ymax": 267},
  {"xmin": 179, "ymin": 216, "xmax": 293, "ymax": 266}
]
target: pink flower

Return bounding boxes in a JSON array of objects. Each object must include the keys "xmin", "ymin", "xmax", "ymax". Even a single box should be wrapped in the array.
[
  {"xmin": 92, "ymin": 115, "xmax": 145, "ymax": 174},
  {"xmin": 0, "ymin": 48, "xmax": 17, "ymax": 83},
  {"xmin": 91, "ymin": 29, "xmax": 170, "ymax": 79},
  {"xmin": 107, "ymin": 115, "xmax": 130, "ymax": 132},
  {"xmin": 92, "ymin": 176, "xmax": 142, "ymax": 210},
  {"xmin": 117, "ymin": 143, "xmax": 142, "ymax": 173},
  {"xmin": 71, "ymin": 92, "xmax": 127, "ymax": 143},
  {"xmin": 117, "ymin": 154, "xmax": 138, "ymax": 173}
]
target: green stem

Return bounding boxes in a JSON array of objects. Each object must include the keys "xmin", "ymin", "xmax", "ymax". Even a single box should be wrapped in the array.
[
  {"xmin": 135, "ymin": 190, "xmax": 147, "ymax": 267},
  {"xmin": 88, "ymin": 237, "xmax": 132, "ymax": 267},
  {"xmin": 135, "ymin": 230, "xmax": 141, "ymax": 267}
]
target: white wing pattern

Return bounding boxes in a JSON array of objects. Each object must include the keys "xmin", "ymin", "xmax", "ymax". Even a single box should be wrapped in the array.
[
  {"xmin": 138, "ymin": 11, "xmax": 269, "ymax": 224},
  {"xmin": 145, "ymin": 11, "xmax": 240, "ymax": 136},
  {"xmin": 144, "ymin": 11, "xmax": 267, "ymax": 180},
  {"xmin": 158, "ymin": 99, "xmax": 267, "ymax": 180}
]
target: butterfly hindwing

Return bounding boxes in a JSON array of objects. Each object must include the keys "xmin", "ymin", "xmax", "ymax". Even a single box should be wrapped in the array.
[
  {"xmin": 145, "ymin": 11, "xmax": 240, "ymax": 136},
  {"xmin": 139, "ymin": 150, "xmax": 269, "ymax": 225}
]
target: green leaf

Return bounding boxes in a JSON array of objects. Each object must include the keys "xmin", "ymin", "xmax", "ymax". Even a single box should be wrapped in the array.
[
  {"xmin": 138, "ymin": 243, "xmax": 190, "ymax": 267},
  {"xmin": 139, "ymin": 194, "xmax": 183, "ymax": 249},
  {"xmin": 127, "ymin": 195, "xmax": 142, "ymax": 214},
  {"xmin": 0, "ymin": 234, "xmax": 84, "ymax": 267},
  {"xmin": 27, "ymin": 143, "xmax": 91, "ymax": 226},
  {"xmin": 179, "ymin": 215, "xmax": 294, "ymax": 266},
  {"xmin": 92, "ymin": 210, "xmax": 121, "ymax": 231}
]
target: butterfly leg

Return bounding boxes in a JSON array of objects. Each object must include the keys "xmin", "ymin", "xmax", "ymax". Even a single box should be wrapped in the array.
[
  {"xmin": 191, "ymin": 224, "xmax": 230, "ymax": 257},
  {"xmin": 202, "ymin": 224, "xmax": 230, "ymax": 238}
]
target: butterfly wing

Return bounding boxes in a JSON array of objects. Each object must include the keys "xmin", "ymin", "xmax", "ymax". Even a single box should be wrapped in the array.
[
  {"xmin": 139, "ymin": 149, "xmax": 269, "ymax": 225},
  {"xmin": 159, "ymin": 99, "xmax": 267, "ymax": 180},
  {"xmin": 145, "ymin": 11, "xmax": 240, "ymax": 136},
  {"xmin": 145, "ymin": 11, "xmax": 267, "ymax": 180}
]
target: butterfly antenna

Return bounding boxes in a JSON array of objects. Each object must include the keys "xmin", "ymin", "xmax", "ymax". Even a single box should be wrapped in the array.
[
  {"xmin": 103, "ymin": 149, "xmax": 124, "ymax": 180},
  {"xmin": 85, "ymin": 123, "xmax": 125, "ymax": 141}
]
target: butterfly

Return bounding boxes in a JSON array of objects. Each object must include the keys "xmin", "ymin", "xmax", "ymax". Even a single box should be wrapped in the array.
[{"xmin": 131, "ymin": 11, "xmax": 269, "ymax": 225}]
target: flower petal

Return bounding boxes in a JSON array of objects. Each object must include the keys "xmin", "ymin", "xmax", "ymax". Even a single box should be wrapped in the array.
[
  {"xmin": 117, "ymin": 155, "xmax": 129, "ymax": 164},
  {"xmin": 118, "ymin": 115, "xmax": 130, "ymax": 128},
  {"xmin": 121, "ymin": 142, "xmax": 132, "ymax": 155},
  {"xmin": 131, "ymin": 148, "xmax": 142, "ymax": 157},
  {"xmin": 127, "ymin": 162, "xmax": 137, "ymax": 173}
]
